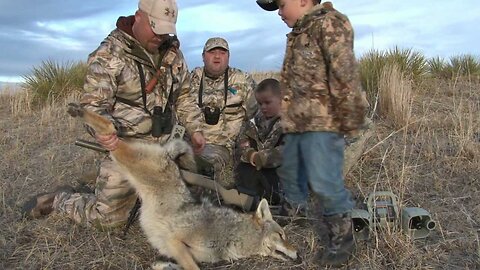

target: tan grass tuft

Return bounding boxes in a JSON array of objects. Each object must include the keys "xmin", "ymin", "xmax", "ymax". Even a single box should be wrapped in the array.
[{"xmin": 378, "ymin": 64, "xmax": 413, "ymax": 129}]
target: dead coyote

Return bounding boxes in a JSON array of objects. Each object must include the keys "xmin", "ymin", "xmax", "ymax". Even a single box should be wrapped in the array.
[{"xmin": 67, "ymin": 103, "xmax": 297, "ymax": 270}]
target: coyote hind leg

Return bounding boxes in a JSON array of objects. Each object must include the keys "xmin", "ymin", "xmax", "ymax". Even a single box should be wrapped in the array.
[
  {"xmin": 67, "ymin": 103, "xmax": 116, "ymax": 135},
  {"xmin": 165, "ymin": 238, "xmax": 200, "ymax": 270}
]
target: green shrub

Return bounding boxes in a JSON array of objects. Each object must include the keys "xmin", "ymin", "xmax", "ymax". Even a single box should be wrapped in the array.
[
  {"xmin": 359, "ymin": 47, "xmax": 428, "ymax": 112},
  {"xmin": 22, "ymin": 60, "xmax": 87, "ymax": 106},
  {"xmin": 358, "ymin": 49, "xmax": 386, "ymax": 106},
  {"xmin": 385, "ymin": 47, "xmax": 428, "ymax": 83},
  {"xmin": 428, "ymin": 54, "xmax": 480, "ymax": 80},
  {"xmin": 428, "ymin": 56, "xmax": 449, "ymax": 78},
  {"xmin": 449, "ymin": 54, "xmax": 480, "ymax": 79}
]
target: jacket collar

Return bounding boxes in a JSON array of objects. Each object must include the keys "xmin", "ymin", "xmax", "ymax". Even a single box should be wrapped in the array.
[{"xmin": 292, "ymin": 2, "xmax": 335, "ymax": 32}]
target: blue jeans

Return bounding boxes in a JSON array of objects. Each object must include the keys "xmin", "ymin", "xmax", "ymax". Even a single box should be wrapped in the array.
[{"xmin": 277, "ymin": 132, "xmax": 354, "ymax": 216}]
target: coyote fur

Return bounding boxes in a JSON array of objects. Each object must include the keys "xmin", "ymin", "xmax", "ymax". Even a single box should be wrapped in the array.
[{"xmin": 67, "ymin": 103, "xmax": 297, "ymax": 270}]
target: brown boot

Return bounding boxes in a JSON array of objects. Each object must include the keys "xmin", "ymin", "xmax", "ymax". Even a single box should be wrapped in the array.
[
  {"xmin": 320, "ymin": 212, "xmax": 356, "ymax": 267},
  {"xmin": 22, "ymin": 186, "xmax": 74, "ymax": 219}
]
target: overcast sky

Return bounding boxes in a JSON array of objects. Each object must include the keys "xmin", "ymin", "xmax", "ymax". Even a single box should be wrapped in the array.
[{"xmin": 0, "ymin": 0, "xmax": 479, "ymax": 83}]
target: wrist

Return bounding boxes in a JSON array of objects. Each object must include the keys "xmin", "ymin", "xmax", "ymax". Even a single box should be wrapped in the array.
[{"xmin": 249, "ymin": 151, "xmax": 258, "ymax": 165}]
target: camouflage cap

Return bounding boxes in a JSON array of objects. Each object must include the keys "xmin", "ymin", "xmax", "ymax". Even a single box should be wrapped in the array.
[
  {"xmin": 256, "ymin": 0, "xmax": 278, "ymax": 11},
  {"xmin": 203, "ymin": 37, "xmax": 229, "ymax": 52},
  {"xmin": 139, "ymin": 0, "xmax": 177, "ymax": 35}
]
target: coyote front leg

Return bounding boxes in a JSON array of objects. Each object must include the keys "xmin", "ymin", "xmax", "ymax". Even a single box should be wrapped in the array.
[{"xmin": 67, "ymin": 103, "xmax": 138, "ymax": 166}]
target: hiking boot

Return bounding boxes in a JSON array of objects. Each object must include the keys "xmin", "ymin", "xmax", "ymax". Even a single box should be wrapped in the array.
[
  {"xmin": 22, "ymin": 186, "xmax": 74, "ymax": 219},
  {"xmin": 275, "ymin": 200, "xmax": 308, "ymax": 226},
  {"xmin": 319, "ymin": 212, "xmax": 356, "ymax": 267}
]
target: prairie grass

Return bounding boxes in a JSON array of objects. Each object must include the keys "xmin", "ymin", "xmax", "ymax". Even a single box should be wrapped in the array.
[
  {"xmin": 428, "ymin": 54, "xmax": 480, "ymax": 81},
  {"xmin": 359, "ymin": 47, "xmax": 428, "ymax": 108},
  {"xmin": 22, "ymin": 60, "xmax": 87, "ymax": 107},
  {"xmin": 377, "ymin": 64, "xmax": 413, "ymax": 128},
  {"xmin": 249, "ymin": 70, "xmax": 280, "ymax": 83}
]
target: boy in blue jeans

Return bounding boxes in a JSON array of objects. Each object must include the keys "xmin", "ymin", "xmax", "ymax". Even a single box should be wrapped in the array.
[{"xmin": 256, "ymin": 0, "xmax": 366, "ymax": 267}]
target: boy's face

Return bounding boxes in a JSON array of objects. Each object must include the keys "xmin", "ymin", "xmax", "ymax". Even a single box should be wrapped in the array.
[
  {"xmin": 255, "ymin": 89, "xmax": 282, "ymax": 118},
  {"xmin": 276, "ymin": 0, "xmax": 312, "ymax": 28}
]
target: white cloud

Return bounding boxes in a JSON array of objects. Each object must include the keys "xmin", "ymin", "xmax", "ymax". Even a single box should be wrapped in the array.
[{"xmin": 178, "ymin": 4, "xmax": 261, "ymax": 33}]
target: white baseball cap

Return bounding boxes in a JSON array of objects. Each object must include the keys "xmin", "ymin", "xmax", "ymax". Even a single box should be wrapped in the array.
[{"xmin": 139, "ymin": 0, "xmax": 178, "ymax": 35}]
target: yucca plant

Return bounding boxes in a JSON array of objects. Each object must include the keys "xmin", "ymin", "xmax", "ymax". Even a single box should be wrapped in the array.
[
  {"xmin": 359, "ymin": 48, "xmax": 428, "ymax": 116},
  {"xmin": 449, "ymin": 54, "xmax": 480, "ymax": 79},
  {"xmin": 385, "ymin": 47, "xmax": 428, "ymax": 84},
  {"xmin": 428, "ymin": 56, "xmax": 449, "ymax": 79},
  {"xmin": 22, "ymin": 60, "xmax": 87, "ymax": 107},
  {"xmin": 359, "ymin": 49, "xmax": 387, "ymax": 109}
]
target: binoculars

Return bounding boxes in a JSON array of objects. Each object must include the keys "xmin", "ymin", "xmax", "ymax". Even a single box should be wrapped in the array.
[
  {"xmin": 352, "ymin": 191, "xmax": 436, "ymax": 241},
  {"xmin": 151, "ymin": 106, "xmax": 173, "ymax": 138}
]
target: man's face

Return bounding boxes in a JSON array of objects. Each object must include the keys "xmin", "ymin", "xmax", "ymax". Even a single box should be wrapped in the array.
[
  {"xmin": 255, "ymin": 89, "xmax": 281, "ymax": 118},
  {"xmin": 276, "ymin": 0, "xmax": 305, "ymax": 28},
  {"xmin": 203, "ymin": 48, "xmax": 229, "ymax": 78},
  {"xmin": 132, "ymin": 10, "xmax": 165, "ymax": 54}
]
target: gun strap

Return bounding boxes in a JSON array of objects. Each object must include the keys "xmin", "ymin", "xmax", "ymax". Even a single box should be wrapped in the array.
[
  {"xmin": 116, "ymin": 39, "xmax": 177, "ymax": 116},
  {"xmin": 123, "ymin": 197, "xmax": 142, "ymax": 236},
  {"xmin": 136, "ymin": 61, "xmax": 152, "ymax": 116}
]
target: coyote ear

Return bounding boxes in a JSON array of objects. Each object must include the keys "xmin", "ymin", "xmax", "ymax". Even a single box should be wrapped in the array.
[{"xmin": 255, "ymin": 199, "xmax": 273, "ymax": 221}]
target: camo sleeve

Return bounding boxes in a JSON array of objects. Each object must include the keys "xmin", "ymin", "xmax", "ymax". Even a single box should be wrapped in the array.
[
  {"xmin": 174, "ymin": 57, "xmax": 203, "ymax": 135},
  {"xmin": 80, "ymin": 42, "xmax": 124, "ymax": 123},
  {"xmin": 256, "ymin": 120, "xmax": 283, "ymax": 168},
  {"xmin": 318, "ymin": 13, "xmax": 365, "ymax": 132},
  {"xmin": 236, "ymin": 120, "xmax": 254, "ymax": 163},
  {"xmin": 237, "ymin": 118, "xmax": 283, "ymax": 168}
]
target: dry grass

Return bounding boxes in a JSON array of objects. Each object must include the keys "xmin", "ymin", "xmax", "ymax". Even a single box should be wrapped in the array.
[
  {"xmin": 377, "ymin": 64, "xmax": 413, "ymax": 129},
  {"xmin": 250, "ymin": 70, "xmax": 280, "ymax": 83},
  {"xmin": 1, "ymin": 72, "xmax": 479, "ymax": 269}
]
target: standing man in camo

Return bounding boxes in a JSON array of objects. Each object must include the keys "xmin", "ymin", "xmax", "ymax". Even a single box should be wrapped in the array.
[
  {"xmin": 23, "ymin": 0, "xmax": 205, "ymax": 228},
  {"xmin": 190, "ymin": 37, "xmax": 257, "ymax": 187}
]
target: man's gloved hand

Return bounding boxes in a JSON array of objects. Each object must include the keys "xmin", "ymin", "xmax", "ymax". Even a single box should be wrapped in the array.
[{"xmin": 95, "ymin": 133, "xmax": 119, "ymax": 151}]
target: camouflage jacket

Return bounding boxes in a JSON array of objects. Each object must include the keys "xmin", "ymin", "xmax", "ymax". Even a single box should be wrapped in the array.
[
  {"xmin": 80, "ymin": 17, "xmax": 202, "ymax": 138},
  {"xmin": 280, "ymin": 2, "xmax": 366, "ymax": 134},
  {"xmin": 190, "ymin": 66, "xmax": 257, "ymax": 150},
  {"xmin": 235, "ymin": 111, "xmax": 283, "ymax": 169}
]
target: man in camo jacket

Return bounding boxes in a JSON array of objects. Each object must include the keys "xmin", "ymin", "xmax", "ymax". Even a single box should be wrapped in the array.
[
  {"xmin": 22, "ymin": 0, "xmax": 205, "ymax": 228},
  {"xmin": 190, "ymin": 37, "xmax": 257, "ymax": 187}
]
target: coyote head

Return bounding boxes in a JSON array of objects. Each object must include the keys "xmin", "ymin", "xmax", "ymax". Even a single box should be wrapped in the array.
[{"xmin": 255, "ymin": 199, "xmax": 298, "ymax": 261}]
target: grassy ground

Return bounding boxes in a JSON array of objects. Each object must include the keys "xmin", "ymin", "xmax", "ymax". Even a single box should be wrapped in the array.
[{"xmin": 0, "ymin": 75, "xmax": 479, "ymax": 269}]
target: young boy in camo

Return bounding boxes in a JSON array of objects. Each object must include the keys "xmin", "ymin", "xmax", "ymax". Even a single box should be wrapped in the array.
[
  {"xmin": 234, "ymin": 78, "xmax": 283, "ymax": 206},
  {"xmin": 190, "ymin": 37, "xmax": 257, "ymax": 187},
  {"xmin": 256, "ymin": 0, "xmax": 366, "ymax": 267},
  {"xmin": 22, "ymin": 0, "xmax": 206, "ymax": 228}
]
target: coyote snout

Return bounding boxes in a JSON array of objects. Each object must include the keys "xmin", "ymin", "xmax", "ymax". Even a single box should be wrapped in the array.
[{"xmin": 67, "ymin": 103, "xmax": 297, "ymax": 270}]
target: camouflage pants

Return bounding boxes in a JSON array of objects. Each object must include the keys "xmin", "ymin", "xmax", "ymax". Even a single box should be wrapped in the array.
[
  {"xmin": 53, "ymin": 157, "xmax": 137, "ymax": 228},
  {"xmin": 195, "ymin": 144, "xmax": 234, "ymax": 188}
]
